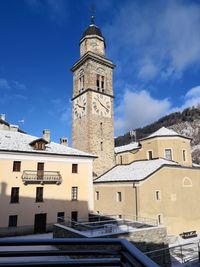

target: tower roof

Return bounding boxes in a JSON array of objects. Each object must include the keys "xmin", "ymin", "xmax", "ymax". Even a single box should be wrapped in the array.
[
  {"xmin": 82, "ymin": 24, "xmax": 103, "ymax": 39},
  {"xmin": 81, "ymin": 15, "xmax": 105, "ymax": 42}
]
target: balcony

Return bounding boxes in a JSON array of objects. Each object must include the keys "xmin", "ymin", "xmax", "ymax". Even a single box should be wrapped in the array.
[
  {"xmin": 22, "ymin": 170, "xmax": 62, "ymax": 185},
  {"xmin": 0, "ymin": 238, "xmax": 159, "ymax": 266}
]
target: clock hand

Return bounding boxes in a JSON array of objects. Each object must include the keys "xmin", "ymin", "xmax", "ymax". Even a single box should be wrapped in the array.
[
  {"xmin": 76, "ymin": 103, "xmax": 85, "ymax": 110},
  {"xmin": 99, "ymin": 101, "xmax": 109, "ymax": 112},
  {"xmin": 94, "ymin": 97, "xmax": 109, "ymax": 112}
]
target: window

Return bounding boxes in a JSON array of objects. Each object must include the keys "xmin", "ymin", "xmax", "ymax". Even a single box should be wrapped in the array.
[
  {"xmin": 72, "ymin": 164, "xmax": 78, "ymax": 173},
  {"xmin": 165, "ymin": 149, "xmax": 172, "ymax": 160},
  {"xmin": 183, "ymin": 150, "xmax": 186, "ymax": 161},
  {"xmin": 57, "ymin": 212, "xmax": 65, "ymax": 223},
  {"xmin": 120, "ymin": 155, "xmax": 123, "ymax": 165},
  {"xmin": 36, "ymin": 187, "xmax": 43, "ymax": 202},
  {"xmin": 117, "ymin": 192, "xmax": 122, "ymax": 202},
  {"xmin": 101, "ymin": 76, "xmax": 104, "ymax": 90},
  {"xmin": 96, "ymin": 74, "xmax": 100, "ymax": 90},
  {"xmin": 71, "ymin": 211, "xmax": 78, "ymax": 221},
  {"xmin": 10, "ymin": 187, "xmax": 19, "ymax": 203},
  {"xmin": 79, "ymin": 69, "xmax": 84, "ymax": 92},
  {"xmin": 37, "ymin": 162, "xmax": 44, "ymax": 179},
  {"xmin": 8, "ymin": 215, "xmax": 18, "ymax": 227},
  {"xmin": 100, "ymin": 141, "xmax": 103, "ymax": 151},
  {"xmin": 100, "ymin": 122, "xmax": 103, "ymax": 135},
  {"xmin": 13, "ymin": 161, "xmax": 21, "ymax": 172},
  {"xmin": 155, "ymin": 190, "xmax": 161, "ymax": 200},
  {"xmin": 72, "ymin": 187, "xmax": 78, "ymax": 201},
  {"xmin": 157, "ymin": 214, "xmax": 163, "ymax": 224},
  {"xmin": 95, "ymin": 191, "xmax": 99, "ymax": 200},
  {"xmin": 118, "ymin": 215, "xmax": 122, "ymax": 219},
  {"xmin": 148, "ymin": 151, "xmax": 153, "ymax": 160},
  {"xmin": 36, "ymin": 142, "xmax": 45, "ymax": 150}
]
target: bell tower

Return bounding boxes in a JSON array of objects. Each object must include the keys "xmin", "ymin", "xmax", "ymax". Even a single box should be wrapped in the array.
[{"xmin": 71, "ymin": 16, "xmax": 115, "ymax": 177}]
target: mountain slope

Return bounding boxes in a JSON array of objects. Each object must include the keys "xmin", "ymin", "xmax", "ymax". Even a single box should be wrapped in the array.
[{"xmin": 115, "ymin": 106, "xmax": 200, "ymax": 164}]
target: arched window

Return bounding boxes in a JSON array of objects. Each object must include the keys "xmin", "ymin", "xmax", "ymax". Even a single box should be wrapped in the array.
[
  {"xmin": 96, "ymin": 68, "xmax": 105, "ymax": 92},
  {"xmin": 78, "ymin": 69, "xmax": 84, "ymax": 93}
]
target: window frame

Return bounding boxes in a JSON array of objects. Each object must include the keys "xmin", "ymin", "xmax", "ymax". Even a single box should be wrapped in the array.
[
  {"xmin": 13, "ymin": 161, "xmax": 21, "ymax": 172},
  {"xmin": 182, "ymin": 149, "xmax": 187, "ymax": 162},
  {"xmin": 95, "ymin": 191, "xmax": 99, "ymax": 200},
  {"xmin": 36, "ymin": 187, "xmax": 44, "ymax": 202},
  {"xmin": 155, "ymin": 190, "xmax": 161, "ymax": 200},
  {"xmin": 57, "ymin": 212, "xmax": 65, "ymax": 223},
  {"xmin": 117, "ymin": 192, "xmax": 122, "ymax": 202},
  {"xmin": 157, "ymin": 214, "xmax": 163, "ymax": 224},
  {"xmin": 8, "ymin": 215, "xmax": 18, "ymax": 227},
  {"xmin": 164, "ymin": 148, "xmax": 173, "ymax": 160},
  {"xmin": 72, "ymin": 164, "xmax": 78, "ymax": 174},
  {"xmin": 147, "ymin": 150, "xmax": 153, "ymax": 160},
  {"xmin": 10, "ymin": 187, "xmax": 19, "ymax": 203},
  {"xmin": 71, "ymin": 186, "xmax": 78, "ymax": 201}
]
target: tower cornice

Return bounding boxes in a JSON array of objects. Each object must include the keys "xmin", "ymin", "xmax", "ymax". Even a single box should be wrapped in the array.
[
  {"xmin": 71, "ymin": 88, "xmax": 115, "ymax": 101},
  {"xmin": 71, "ymin": 51, "xmax": 116, "ymax": 72}
]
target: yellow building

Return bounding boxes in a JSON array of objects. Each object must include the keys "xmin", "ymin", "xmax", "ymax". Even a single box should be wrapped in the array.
[
  {"xmin": 94, "ymin": 127, "xmax": 200, "ymax": 235},
  {"xmin": 0, "ymin": 118, "xmax": 95, "ymax": 236}
]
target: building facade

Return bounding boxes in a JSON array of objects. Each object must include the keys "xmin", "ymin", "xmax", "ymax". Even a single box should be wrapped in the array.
[
  {"xmin": 0, "ymin": 118, "xmax": 95, "ymax": 236},
  {"xmin": 71, "ymin": 18, "xmax": 115, "ymax": 177},
  {"xmin": 94, "ymin": 127, "xmax": 200, "ymax": 235}
]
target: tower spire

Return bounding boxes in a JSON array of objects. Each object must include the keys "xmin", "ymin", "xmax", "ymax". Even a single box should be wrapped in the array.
[{"xmin": 89, "ymin": 4, "xmax": 95, "ymax": 25}]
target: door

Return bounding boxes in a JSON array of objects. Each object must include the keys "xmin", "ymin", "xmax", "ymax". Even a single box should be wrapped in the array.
[
  {"xmin": 37, "ymin": 162, "xmax": 44, "ymax": 179},
  {"xmin": 71, "ymin": 211, "xmax": 78, "ymax": 222},
  {"xmin": 34, "ymin": 213, "xmax": 47, "ymax": 233}
]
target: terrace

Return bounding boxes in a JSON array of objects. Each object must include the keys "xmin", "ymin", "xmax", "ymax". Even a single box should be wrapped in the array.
[{"xmin": 55, "ymin": 214, "xmax": 158, "ymax": 237}]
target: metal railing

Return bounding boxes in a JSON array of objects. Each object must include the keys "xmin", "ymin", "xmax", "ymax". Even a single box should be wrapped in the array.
[
  {"xmin": 145, "ymin": 241, "xmax": 200, "ymax": 266},
  {"xmin": 22, "ymin": 170, "xmax": 62, "ymax": 185},
  {"xmin": 60, "ymin": 218, "xmax": 157, "ymax": 237},
  {"xmin": 0, "ymin": 238, "xmax": 159, "ymax": 267}
]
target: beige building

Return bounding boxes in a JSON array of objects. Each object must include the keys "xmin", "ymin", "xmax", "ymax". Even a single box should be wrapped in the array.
[
  {"xmin": 94, "ymin": 127, "xmax": 200, "ymax": 235},
  {"xmin": 71, "ymin": 17, "xmax": 115, "ymax": 177},
  {"xmin": 0, "ymin": 117, "xmax": 95, "ymax": 236}
]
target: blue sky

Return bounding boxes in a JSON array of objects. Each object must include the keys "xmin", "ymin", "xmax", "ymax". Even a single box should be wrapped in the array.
[{"xmin": 1, "ymin": 0, "xmax": 200, "ymax": 144}]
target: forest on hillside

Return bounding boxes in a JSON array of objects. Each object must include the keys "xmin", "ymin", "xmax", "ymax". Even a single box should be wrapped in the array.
[{"xmin": 115, "ymin": 106, "xmax": 200, "ymax": 147}]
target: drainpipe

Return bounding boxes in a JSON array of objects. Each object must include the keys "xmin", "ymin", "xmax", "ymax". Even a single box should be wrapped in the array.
[{"xmin": 133, "ymin": 183, "xmax": 138, "ymax": 220}]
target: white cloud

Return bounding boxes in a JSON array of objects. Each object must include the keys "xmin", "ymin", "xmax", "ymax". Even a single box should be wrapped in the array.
[
  {"xmin": 0, "ymin": 79, "xmax": 10, "ymax": 90},
  {"xmin": 138, "ymin": 59, "xmax": 158, "ymax": 80},
  {"xmin": 13, "ymin": 81, "xmax": 26, "ymax": 90},
  {"xmin": 181, "ymin": 86, "xmax": 200, "ymax": 109},
  {"xmin": 115, "ymin": 90, "xmax": 171, "ymax": 135},
  {"xmin": 104, "ymin": 0, "xmax": 200, "ymax": 81},
  {"xmin": 115, "ymin": 84, "xmax": 200, "ymax": 136}
]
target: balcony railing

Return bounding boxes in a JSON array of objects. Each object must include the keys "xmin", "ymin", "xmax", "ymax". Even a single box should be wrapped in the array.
[
  {"xmin": 0, "ymin": 238, "xmax": 159, "ymax": 267},
  {"xmin": 22, "ymin": 170, "xmax": 62, "ymax": 185}
]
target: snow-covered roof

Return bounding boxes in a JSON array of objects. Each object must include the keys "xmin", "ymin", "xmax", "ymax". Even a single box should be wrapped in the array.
[
  {"xmin": 142, "ymin": 127, "xmax": 190, "ymax": 140},
  {"xmin": 94, "ymin": 158, "xmax": 178, "ymax": 183},
  {"xmin": 0, "ymin": 130, "xmax": 95, "ymax": 158},
  {"xmin": 115, "ymin": 142, "xmax": 140, "ymax": 154}
]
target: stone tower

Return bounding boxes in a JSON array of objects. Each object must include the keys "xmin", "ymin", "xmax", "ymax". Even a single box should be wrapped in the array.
[{"xmin": 71, "ymin": 17, "xmax": 116, "ymax": 177}]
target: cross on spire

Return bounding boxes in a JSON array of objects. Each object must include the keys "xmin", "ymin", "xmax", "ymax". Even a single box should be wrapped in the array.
[{"xmin": 89, "ymin": 4, "xmax": 95, "ymax": 25}]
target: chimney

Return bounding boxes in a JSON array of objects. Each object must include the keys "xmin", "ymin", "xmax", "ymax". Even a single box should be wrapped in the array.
[
  {"xmin": 10, "ymin": 124, "xmax": 19, "ymax": 132},
  {"xmin": 0, "ymin": 114, "xmax": 5, "ymax": 121},
  {"xmin": 43, "ymin": 129, "xmax": 50, "ymax": 143},
  {"xmin": 60, "ymin": 137, "xmax": 68, "ymax": 146}
]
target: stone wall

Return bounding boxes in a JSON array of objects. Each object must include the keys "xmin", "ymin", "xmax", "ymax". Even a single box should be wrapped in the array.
[
  {"xmin": 72, "ymin": 55, "xmax": 115, "ymax": 177},
  {"xmin": 53, "ymin": 224, "xmax": 170, "ymax": 266}
]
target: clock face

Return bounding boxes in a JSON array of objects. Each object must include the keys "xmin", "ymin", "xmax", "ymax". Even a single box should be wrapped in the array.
[
  {"xmin": 92, "ymin": 93, "xmax": 111, "ymax": 118},
  {"xmin": 73, "ymin": 95, "xmax": 87, "ymax": 119}
]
